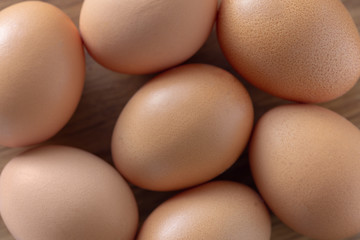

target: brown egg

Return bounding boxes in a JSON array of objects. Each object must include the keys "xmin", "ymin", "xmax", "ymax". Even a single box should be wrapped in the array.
[
  {"xmin": 250, "ymin": 104, "xmax": 360, "ymax": 239},
  {"xmin": 79, "ymin": 0, "xmax": 217, "ymax": 74},
  {"xmin": 0, "ymin": 1, "xmax": 85, "ymax": 147},
  {"xmin": 137, "ymin": 181, "xmax": 271, "ymax": 240},
  {"xmin": 0, "ymin": 145, "xmax": 138, "ymax": 240},
  {"xmin": 112, "ymin": 64, "xmax": 253, "ymax": 191},
  {"xmin": 217, "ymin": 0, "xmax": 360, "ymax": 103}
]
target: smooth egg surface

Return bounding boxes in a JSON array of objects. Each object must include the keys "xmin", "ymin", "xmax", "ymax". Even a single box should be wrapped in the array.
[
  {"xmin": 79, "ymin": 0, "xmax": 217, "ymax": 74},
  {"xmin": 137, "ymin": 181, "xmax": 271, "ymax": 240},
  {"xmin": 217, "ymin": 0, "xmax": 360, "ymax": 103},
  {"xmin": 0, "ymin": 1, "xmax": 85, "ymax": 147},
  {"xmin": 0, "ymin": 145, "xmax": 138, "ymax": 240},
  {"xmin": 250, "ymin": 104, "xmax": 360, "ymax": 240},
  {"xmin": 112, "ymin": 64, "xmax": 254, "ymax": 191}
]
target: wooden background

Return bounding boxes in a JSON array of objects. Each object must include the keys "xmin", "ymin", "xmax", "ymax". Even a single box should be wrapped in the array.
[{"xmin": 0, "ymin": 0, "xmax": 359, "ymax": 239}]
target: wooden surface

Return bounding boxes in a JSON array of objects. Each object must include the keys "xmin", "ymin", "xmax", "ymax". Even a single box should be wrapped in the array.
[{"xmin": 0, "ymin": 0, "xmax": 360, "ymax": 239}]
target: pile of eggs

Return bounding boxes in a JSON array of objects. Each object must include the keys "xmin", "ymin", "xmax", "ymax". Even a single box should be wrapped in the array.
[{"xmin": 0, "ymin": 0, "xmax": 359, "ymax": 239}]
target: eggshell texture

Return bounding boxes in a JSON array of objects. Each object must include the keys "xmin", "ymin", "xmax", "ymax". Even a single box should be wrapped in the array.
[
  {"xmin": 217, "ymin": 0, "xmax": 360, "ymax": 103},
  {"xmin": 137, "ymin": 181, "xmax": 271, "ymax": 240},
  {"xmin": 0, "ymin": 145, "xmax": 138, "ymax": 240},
  {"xmin": 79, "ymin": 0, "xmax": 217, "ymax": 74},
  {"xmin": 112, "ymin": 64, "xmax": 254, "ymax": 191},
  {"xmin": 250, "ymin": 104, "xmax": 360, "ymax": 240},
  {"xmin": 0, "ymin": 1, "xmax": 85, "ymax": 147}
]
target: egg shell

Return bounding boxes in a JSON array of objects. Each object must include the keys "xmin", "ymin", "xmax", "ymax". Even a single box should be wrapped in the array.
[
  {"xmin": 137, "ymin": 181, "xmax": 271, "ymax": 240},
  {"xmin": 217, "ymin": 0, "xmax": 360, "ymax": 103},
  {"xmin": 250, "ymin": 104, "xmax": 360, "ymax": 240},
  {"xmin": 79, "ymin": 0, "xmax": 217, "ymax": 74},
  {"xmin": 0, "ymin": 145, "xmax": 138, "ymax": 240},
  {"xmin": 0, "ymin": 1, "xmax": 85, "ymax": 147},
  {"xmin": 111, "ymin": 64, "xmax": 254, "ymax": 191}
]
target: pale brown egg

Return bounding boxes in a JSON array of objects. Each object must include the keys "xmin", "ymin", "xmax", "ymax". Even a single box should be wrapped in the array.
[
  {"xmin": 0, "ymin": 145, "xmax": 138, "ymax": 240},
  {"xmin": 137, "ymin": 181, "xmax": 271, "ymax": 240},
  {"xmin": 250, "ymin": 104, "xmax": 360, "ymax": 240},
  {"xmin": 217, "ymin": 0, "xmax": 360, "ymax": 103},
  {"xmin": 79, "ymin": 0, "xmax": 217, "ymax": 74},
  {"xmin": 112, "ymin": 64, "xmax": 253, "ymax": 191},
  {"xmin": 0, "ymin": 1, "xmax": 85, "ymax": 147}
]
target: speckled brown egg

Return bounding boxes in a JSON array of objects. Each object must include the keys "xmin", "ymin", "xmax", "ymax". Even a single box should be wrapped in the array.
[
  {"xmin": 217, "ymin": 0, "xmax": 360, "ymax": 103},
  {"xmin": 137, "ymin": 181, "xmax": 271, "ymax": 240},
  {"xmin": 112, "ymin": 64, "xmax": 254, "ymax": 191},
  {"xmin": 79, "ymin": 0, "xmax": 217, "ymax": 74},
  {"xmin": 0, "ymin": 145, "xmax": 138, "ymax": 240},
  {"xmin": 0, "ymin": 1, "xmax": 85, "ymax": 147},
  {"xmin": 250, "ymin": 104, "xmax": 360, "ymax": 240}
]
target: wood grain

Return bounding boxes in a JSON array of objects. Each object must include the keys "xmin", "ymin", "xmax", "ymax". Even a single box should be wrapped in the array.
[{"xmin": 0, "ymin": 0, "xmax": 359, "ymax": 239}]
